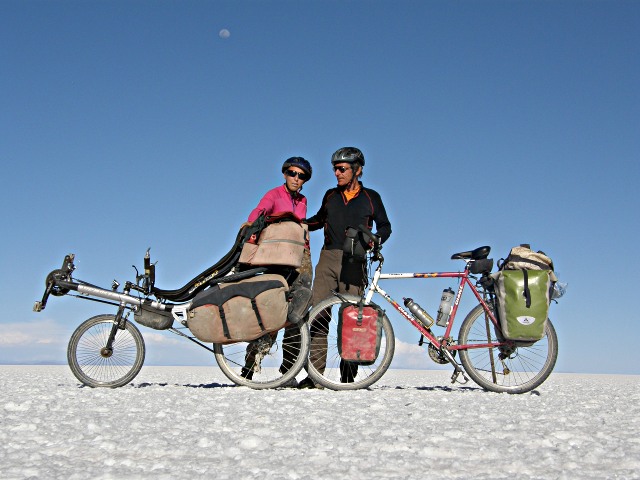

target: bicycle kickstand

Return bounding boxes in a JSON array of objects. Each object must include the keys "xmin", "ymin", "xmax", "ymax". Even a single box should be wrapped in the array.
[
  {"xmin": 441, "ymin": 349, "xmax": 469, "ymax": 385},
  {"xmin": 450, "ymin": 369, "xmax": 469, "ymax": 385}
]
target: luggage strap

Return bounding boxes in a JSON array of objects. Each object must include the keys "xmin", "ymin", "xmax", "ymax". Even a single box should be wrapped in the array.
[
  {"xmin": 250, "ymin": 298, "xmax": 266, "ymax": 332},
  {"xmin": 523, "ymin": 270, "xmax": 531, "ymax": 308},
  {"xmin": 217, "ymin": 300, "xmax": 266, "ymax": 340},
  {"xmin": 356, "ymin": 302, "xmax": 365, "ymax": 326},
  {"xmin": 505, "ymin": 254, "xmax": 552, "ymax": 271},
  {"xmin": 218, "ymin": 305, "xmax": 231, "ymax": 339}
]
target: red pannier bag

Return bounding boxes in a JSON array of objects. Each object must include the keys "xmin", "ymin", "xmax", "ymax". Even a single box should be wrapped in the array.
[{"xmin": 337, "ymin": 302, "xmax": 382, "ymax": 365}]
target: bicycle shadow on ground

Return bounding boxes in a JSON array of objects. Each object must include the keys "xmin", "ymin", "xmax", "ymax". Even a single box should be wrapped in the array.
[
  {"xmin": 377, "ymin": 384, "xmax": 542, "ymax": 395},
  {"xmin": 74, "ymin": 382, "xmax": 237, "ymax": 389},
  {"xmin": 134, "ymin": 382, "xmax": 237, "ymax": 389},
  {"xmin": 375, "ymin": 384, "xmax": 484, "ymax": 393}
]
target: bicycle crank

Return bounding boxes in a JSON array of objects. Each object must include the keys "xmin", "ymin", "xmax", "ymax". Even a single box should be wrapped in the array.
[{"xmin": 428, "ymin": 337, "xmax": 457, "ymax": 364}]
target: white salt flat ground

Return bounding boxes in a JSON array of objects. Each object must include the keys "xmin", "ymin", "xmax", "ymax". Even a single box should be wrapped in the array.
[{"xmin": 1, "ymin": 366, "xmax": 638, "ymax": 479}]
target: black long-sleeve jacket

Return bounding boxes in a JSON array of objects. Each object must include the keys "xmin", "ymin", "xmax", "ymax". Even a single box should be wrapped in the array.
[{"xmin": 306, "ymin": 183, "xmax": 392, "ymax": 250}]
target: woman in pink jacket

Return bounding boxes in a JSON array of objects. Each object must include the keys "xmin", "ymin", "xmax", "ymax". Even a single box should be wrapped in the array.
[
  {"xmin": 246, "ymin": 157, "xmax": 310, "ymax": 223},
  {"xmin": 242, "ymin": 157, "xmax": 313, "ymax": 384}
]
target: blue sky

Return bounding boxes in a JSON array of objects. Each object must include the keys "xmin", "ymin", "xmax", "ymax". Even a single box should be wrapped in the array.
[{"xmin": 2, "ymin": 0, "xmax": 638, "ymax": 374}]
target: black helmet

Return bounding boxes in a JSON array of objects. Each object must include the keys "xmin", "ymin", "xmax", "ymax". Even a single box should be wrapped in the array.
[
  {"xmin": 282, "ymin": 157, "xmax": 312, "ymax": 180},
  {"xmin": 331, "ymin": 147, "xmax": 365, "ymax": 167}
]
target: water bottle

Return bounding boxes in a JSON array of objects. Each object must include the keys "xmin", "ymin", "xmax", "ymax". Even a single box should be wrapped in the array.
[
  {"xmin": 403, "ymin": 298, "xmax": 434, "ymax": 328},
  {"xmin": 436, "ymin": 288, "xmax": 455, "ymax": 327},
  {"xmin": 551, "ymin": 282, "xmax": 568, "ymax": 300}
]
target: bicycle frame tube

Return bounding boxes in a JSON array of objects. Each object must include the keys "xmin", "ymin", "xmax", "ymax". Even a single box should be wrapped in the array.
[
  {"xmin": 365, "ymin": 266, "xmax": 502, "ymax": 351},
  {"xmin": 56, "ymin": 279, "xmax": 173, "ymax": 312}
]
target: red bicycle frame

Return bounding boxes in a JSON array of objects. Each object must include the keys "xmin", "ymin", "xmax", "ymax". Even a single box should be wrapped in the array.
[{"xmin": 364, "ymin": 264, "xmax": 507, "ymax": 352}]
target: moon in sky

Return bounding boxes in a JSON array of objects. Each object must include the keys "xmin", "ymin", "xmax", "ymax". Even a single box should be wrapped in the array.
[{"xmin": 219, "ymin": 29, "xmax": 230, "ymax": 39}]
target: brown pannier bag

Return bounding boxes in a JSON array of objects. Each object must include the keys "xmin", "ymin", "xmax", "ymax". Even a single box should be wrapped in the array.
[
  {"xmin": 187, "ymin": 274, "xmax": 289, "ymax": 344},
  {"xmin": 239, "ymin": 218, "xmax": 307, "ymax": 268}
]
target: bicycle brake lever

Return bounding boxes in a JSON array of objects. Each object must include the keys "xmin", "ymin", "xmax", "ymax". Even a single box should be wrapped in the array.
[{"xmin": 372, "ymin": 251, "xmax": 384, "ymax": 263}]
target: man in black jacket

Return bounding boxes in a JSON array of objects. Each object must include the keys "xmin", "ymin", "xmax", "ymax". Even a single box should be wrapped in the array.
[{"xmin": 299, "ymin": 147, "xmax": 392, "ymax": 388}]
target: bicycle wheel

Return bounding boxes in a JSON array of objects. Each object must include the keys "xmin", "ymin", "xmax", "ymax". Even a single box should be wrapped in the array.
[
  {"xmin": 306, "ymin": 295, "xmax": 395, "ymax": 390},
  {"xmin": 214, "ymin": 323, "xmax": 309, "ymax": 389},
  {"xmin": 458, "ymin": 304, "xmax": 558, "ymax": 394},
  {"xmin": 67, "ymin": 314, "xmax": 146, "ymax": 388}
]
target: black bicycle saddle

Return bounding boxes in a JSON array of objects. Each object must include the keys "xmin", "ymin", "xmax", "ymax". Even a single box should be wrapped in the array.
[{"xmin": 451, "ymin": 246, "xmax": 491, "ymax": 260}]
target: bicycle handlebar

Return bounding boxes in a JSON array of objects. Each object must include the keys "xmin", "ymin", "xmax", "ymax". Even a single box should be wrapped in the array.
[
  {"xmin": 356, "ymin": 224, "xmax": 378, "ymax": 244},
  {"xmin": 355, "ymin": 224, "xmax": 383, "ymax": 261}
]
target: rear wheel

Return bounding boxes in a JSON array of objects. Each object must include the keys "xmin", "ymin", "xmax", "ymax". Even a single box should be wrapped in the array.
[
  {"xmin": 67, "ymin": 314, "xmax": 146, "ymax": 388},
  {"xmin": 458, "ymin": 304, "xmax": 558, "ymax": 393},
  {"xmin": 306, "ymin": 295, "xmax": 395, "ymax": 390},
  {"xmin": 214, "ymin": 323, "xmax": 309, "ymax": 389}
]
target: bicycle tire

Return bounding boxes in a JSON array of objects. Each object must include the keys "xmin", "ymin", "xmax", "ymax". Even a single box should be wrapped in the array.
[
  {"xmin": 214, "ymin": 323, "xmax": 309, "ymax": 389},
  {"xmin": 67, "ymin": 314, "xmax": 146, "ymax": 388},
  {"xmin": 458, "ymin": 304, "xmax": 558, "ymax": 394},
  {"xmin": 306, "ymin": 294, "xmax": 395, "ymax": 390}
]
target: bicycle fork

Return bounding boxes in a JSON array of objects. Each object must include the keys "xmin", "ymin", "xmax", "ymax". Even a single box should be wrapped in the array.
[{"xmin": 103, "ymin": 281, "xmax": 133, "ymax": 357}]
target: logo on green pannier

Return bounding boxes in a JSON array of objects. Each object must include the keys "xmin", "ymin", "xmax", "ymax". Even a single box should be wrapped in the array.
[{"xmin": 516, "ymin": 316, "xmax": 536, "ymax": 325}]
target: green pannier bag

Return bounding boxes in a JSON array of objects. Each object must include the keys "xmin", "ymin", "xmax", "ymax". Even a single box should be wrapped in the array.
[{"xmin": 492, "ymin": 269, "xmax": 551, "ymax": 342}]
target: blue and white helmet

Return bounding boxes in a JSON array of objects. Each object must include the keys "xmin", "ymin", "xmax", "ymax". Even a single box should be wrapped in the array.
[{"xmin": 282, "ymin": 157, "xmax": 312, "ymax": 180}]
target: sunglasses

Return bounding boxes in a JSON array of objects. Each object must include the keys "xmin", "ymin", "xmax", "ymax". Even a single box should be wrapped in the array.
[
  {"xmin": 333, "ymin": 165, "xmax": 351, "ymax": 173},
  {"xmin": 285, "ymin": 169, "xmax": 310, "ymax": 181}
]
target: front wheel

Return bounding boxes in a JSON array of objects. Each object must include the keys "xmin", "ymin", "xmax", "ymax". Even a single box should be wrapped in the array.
[
  {"xmin": 458, "ymin": 304, "xmax": 558, "ymax": 393},
  {"xmin": 306, "ymin": 294, "xmax": 395, "ymax": 390},
  {"xmin": 214, "ymin": 322, "xmax": 309, "ymax": 389},
  {"xmin": 67, "ymin": 314, "xmax": 146, "ymax": 388}
]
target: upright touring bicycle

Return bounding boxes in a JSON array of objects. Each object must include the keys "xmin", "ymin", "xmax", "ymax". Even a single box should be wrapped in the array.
[
  {"xmin": 306, "ymin": 225, "xmax": 561, "ymax": 393},
  {"xmin": 34, "ymin": 217, "xmax": 310, "ymax": 389}
]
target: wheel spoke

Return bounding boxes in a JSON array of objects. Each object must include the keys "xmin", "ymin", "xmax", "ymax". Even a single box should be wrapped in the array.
[
  {"xmin": 306, "ymin": 295, "xmax": 394, "ymax": 390},
  {"xmin": 68, "ymin": 315, "xmax": 145, "ymax": 388},
  {"xmin": 459, "ymin": 305, "xmax": 557, "ymax": 393},
  {"xmin": 214, "ymin": 324, "xmax": 309, "ymax": 389}
]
